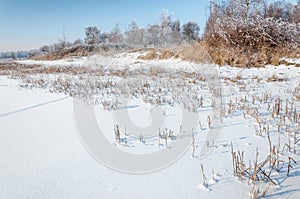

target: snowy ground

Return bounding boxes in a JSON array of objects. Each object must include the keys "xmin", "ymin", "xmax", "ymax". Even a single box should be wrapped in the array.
[
  {"xmin": 281, "ymin": 57, "xmax": 300, "ymax": 65},
  {"xmin": 1, "ymin": 54, "xmax": 300, "ymax": 198},
  {"xmin": 16, "ymin": 57, "xmax": 87, "ymax": 67}
]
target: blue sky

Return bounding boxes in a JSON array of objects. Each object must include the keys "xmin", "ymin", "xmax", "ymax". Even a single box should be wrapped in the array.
[
  {"xmin": 0, "ymin": 0, "xmax": 211, "ymax": 51},
  {"xmin": 0, "ymin": 0, "xmax": 298, "ymax": 51}
]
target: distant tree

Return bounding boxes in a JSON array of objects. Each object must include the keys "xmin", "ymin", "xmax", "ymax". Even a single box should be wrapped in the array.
[
  {"xmin": 108, "ymin": 23, "xmax": 123, "ymax": 44},
  {"xmin": 28, "ymin": 50, "xmax": 39, "ymax": 58},
  {"xmin": 182, "ymin": 22, "xmax": 200, "ymax": 42},
  {"xmin": 125, "ymin": 19, "xmax": 145, "ymax": 46},
  {"xmin": 11, "ymin": 51, "xmax": 16, "ymax": 60},
  {"xmin": 16, "ymin": 51, "xmax": 27, "ymax": 59},
  {"xmin": 128, "ymin": 18, "xmax": 138, "ymax": 30},
  {"xmin": 85, "ymin": 26, "xmax": 101, "ymax": 45},
  {"xmin": 39, "ymin": 45, "xmax": 51, "ymax": 53},
  {"xmin": 289, "ymin": 0, "xmax": 300, "ymax": 23},
  {"xmin": 172, "ymin": 19, "xmax": 181, "ymax": 32},
  {"xmin": 159, "ymin": 9, "xmax": 173, "ymax": 45},
  {"xmin": 55, "ymin": 29, "xmax": 72, "ymax": 51},
  {"xmin": 160, "ymin": 9, "xmax": 173, "ymax": 29},
  {"xmin": 266, "ymin": 1, "xmax": 291, "ymax": 21},
  {"xmin": 73, "ymin": 39, "xmax": 84, "ymax": 46},
  {"xmin": 100, "ymin": 33, "xmax": 109, "ymax": 43},
  {"xmin": 146, "ymin": 24, "xmax": 160, "ymax": 46},
  {"xmin": 53, "ymin": 40, "xmax": 71, "ymax": 52},
  {"xmin": 171, "ymin": 19, "xmax": 182, "ymax": 44},
  {"xmin": 113, "ymin": 23, "xmax": 121, "ymax": 34}
]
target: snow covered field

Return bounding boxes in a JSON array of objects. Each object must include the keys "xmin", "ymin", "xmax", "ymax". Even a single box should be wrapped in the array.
[{"xmin": 1, "ymin": 54, "xmax": 300, "ymax": 198}]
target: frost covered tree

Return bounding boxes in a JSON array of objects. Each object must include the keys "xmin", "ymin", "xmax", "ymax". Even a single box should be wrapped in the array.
[
  {"xmin": 203, "ymin": 0, "xmax": 300, "ymax": 66},
  {"xmin": 266, "ymin": 1, "xmax": 291, "ymax": 21},
  {"xmin": 108, "ymin": 23, "xmax": 123, "ymax": 44},
  {"xmin": 160, "ymin": 9, "xmax": 173, "ymax": 29},
  {"xmin": 39, "ymin": 45, "xmax": 51, "ymax": 53},
  {"xmin": 146, "ymin": 24, "xmax": 160, "ymax": 46},
  {"xmin": 172, "ymin": 19, "xmax": 181, "ymax": 32},
  {"xmin": 85, "ymin": 26, "xmax": 101, "ymax": 45},
  {"xmin": 182, "ymin": 22, "xmax": 199, "ymax": 43},
  {"xmin": 171, "ymin": 19, "xmax": 182, "ymax": 44},
  {"xmin": 125, "ymin": 19, "xmax": 145, "ymax": 47},
  {"xmin": 11, "ymin": 51, "xmax": 16, "ymax": 60},
  {"xmin": 100, "ymin": 32, "xmax": 109, "ymax": 43},
  {"xmin": 73, "ymin": 39, "xmax": 84, "ymax": 46},
  {"xmin": 159, "ymin": 9, "xmax": 174, "ymax": 45},
  {"xmin": 205, "ymin": 0, "xmax": 276, "ymax": 47},
  {"xmin": 288, "ymin": 0, "xmax": 300, "ymax": 23}
]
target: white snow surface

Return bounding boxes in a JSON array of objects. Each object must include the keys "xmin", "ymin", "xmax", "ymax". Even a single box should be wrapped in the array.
[
  {"xmin": 16, "ymin": 57, "xmax": 87, "ymax": 67},
  {"xmin": 281, "ymin": 57, "xmax": 300, "ymax": 65},
  {"xmin": 1, "ymin": 55, "xmax": 300, "ymax": 198}
]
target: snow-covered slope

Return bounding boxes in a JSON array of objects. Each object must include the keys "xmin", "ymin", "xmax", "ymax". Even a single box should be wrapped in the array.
[{"xmin": 16, "ymin": 57, "xmax": 87, "ymax": 67}]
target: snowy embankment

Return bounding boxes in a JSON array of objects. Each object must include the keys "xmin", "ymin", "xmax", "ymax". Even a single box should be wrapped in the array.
[
  {"xmin": 16, "ymin": 57, "xmax": 87, "ymax": 67},
  {"xmin": 16, "ymin": 52, "xmax": 204, "ymax": 71},
  {"xmin": 281, "ymin": 57, "xmax": 300, "ymax": 65},
  {"xmin": 1, "ymin": 54, "xmax": 300, "ymax": 198}
]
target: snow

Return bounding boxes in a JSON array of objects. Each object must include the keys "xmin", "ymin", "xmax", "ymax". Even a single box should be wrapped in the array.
[
  {"xmin": 16, "ymin": 57, "xmax": 87, "ymax": 67},
  {"xmin": 1, "ymin": 55, "xmax": 300, "ymax": 198},
  {"xmin": 0, "ymin": 78, "xmax": 218, "ymax": 198},
  {"xmin": 281, "ymin": 58, "xmax": 300, "ymax": 65}
]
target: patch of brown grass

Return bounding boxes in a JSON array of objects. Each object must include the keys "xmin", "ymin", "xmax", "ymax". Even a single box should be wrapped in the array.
[
  {"xmin": 138, "ymin": 49, "xmax": 157, "ymax": 60},
  {"xmin": 204, "ymin": 44, "xmax": 300, "ymax": 67},
  {"xmin": 179, "ymin": 42, "xmax": 212, "ymax": 64},
  {"xmin": 138, "ymin": 48, "xmax": 179, "ymax": 60},
  {"xmin": 31, "ymin": 46, "xmax": 91, "ymax": 61},
  {"xmin": 136, "ymin": 44, "xmax": 300, "ymax": 67},
  {"xmin": 159, "ymin": 49, "xmax": 178, "ymax": 59},
  {"xmin": 137, "ymin": 43, "xmax": 212, "ymax": 64}
]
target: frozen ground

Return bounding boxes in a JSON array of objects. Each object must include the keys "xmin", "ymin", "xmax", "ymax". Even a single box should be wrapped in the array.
[{"xmin": 1, "ymin": 55, "xmax": 300, "ymax": 198}]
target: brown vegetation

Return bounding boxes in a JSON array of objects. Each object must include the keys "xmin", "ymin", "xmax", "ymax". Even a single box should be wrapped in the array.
[
  {"xmin": 203, "ymin": 42, "xmax": 300, "ymax": 68},
  {"xmin": 30, "ymin": 45, "xmax": 92, "ymax": 61},
  {"xmin": 137, "ymin": 44, "xmax": 212, "ymax": 64},
  {"xmin": 179, "ymin": 42, "xmax": 212, "ymax": 64},
  {"xmin": 137, "ymin": 48, "xmax": 179, "ymax": 60},
  {"xmin": 203, "ymin": 0, "xmax": 300, "ymax": 67}
]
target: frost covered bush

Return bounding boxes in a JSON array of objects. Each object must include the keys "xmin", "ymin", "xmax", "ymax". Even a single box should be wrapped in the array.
[
  {"xmin": 204, "ymin": 0, "xmax": 300, "ymax": 66},
  {"xmin": 210, "ymin": 15, "xmax": 300, "ymax": 49}
]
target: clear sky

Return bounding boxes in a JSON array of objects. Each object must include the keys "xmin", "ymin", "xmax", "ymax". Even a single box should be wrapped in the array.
[{"xmin": 0, "ymin": 0, "xmax": 298, "ymax": 52}]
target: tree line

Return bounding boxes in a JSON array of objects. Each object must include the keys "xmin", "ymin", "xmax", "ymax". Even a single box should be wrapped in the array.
[
  {"xmin": 36, "ymin": 10, "xmax": 200, "ymax": 55},
  {"xmin": 3, "ymin": 1, "xmax": 300, "ymax": 63}
]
